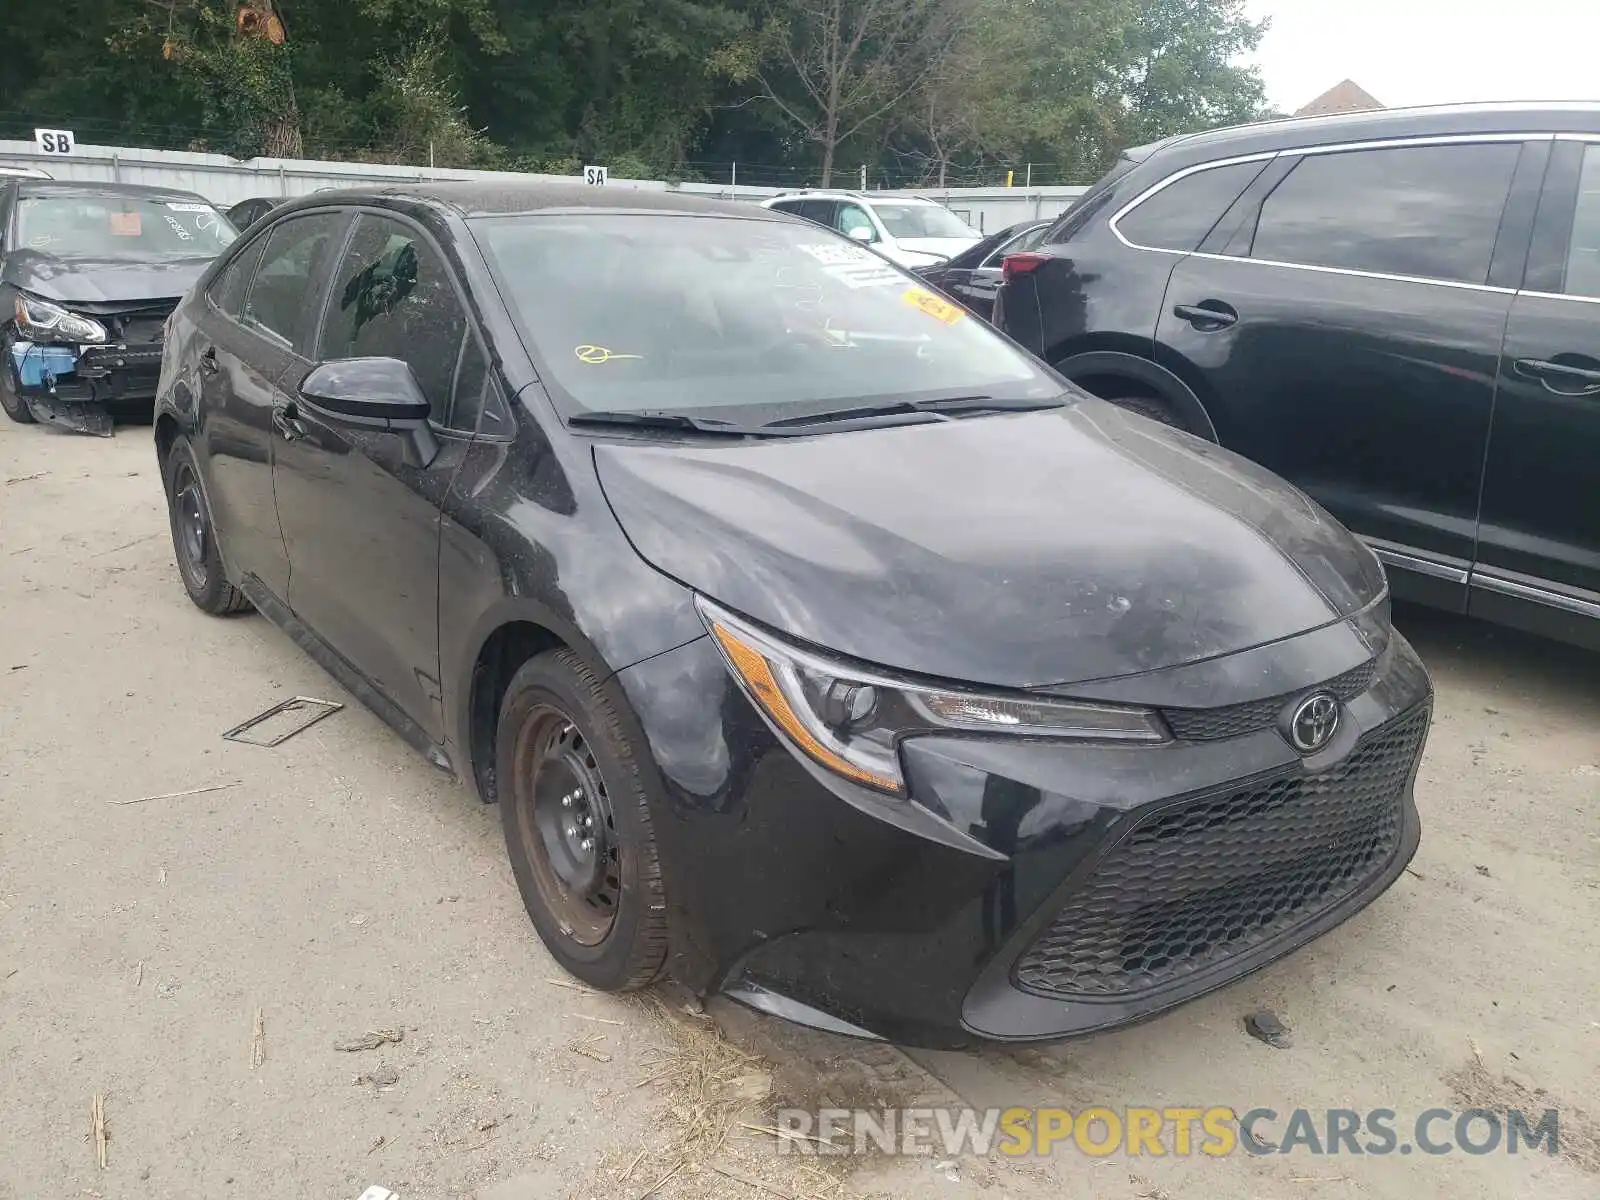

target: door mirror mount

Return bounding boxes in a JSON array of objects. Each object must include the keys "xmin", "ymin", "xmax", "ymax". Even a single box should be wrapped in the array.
[
  {"xmin": 847, "ymin": 225, "xmax": 875, "ymax": 243},
  {"xmin": 300, "ymin": 357, "xmax": 438, "ymax": 467}
]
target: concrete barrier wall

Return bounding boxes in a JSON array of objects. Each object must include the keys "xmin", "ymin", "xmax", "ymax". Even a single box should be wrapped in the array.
[{"xmin": 0, "ymin": 140, "xmax": 1087, "ymax": 232}]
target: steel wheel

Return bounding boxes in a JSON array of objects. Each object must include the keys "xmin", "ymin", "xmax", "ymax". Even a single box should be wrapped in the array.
[
  {"xmin": 509, "ymin": 706, "xmax": 622, "ymax": 946},
  {"xmin": 172, "ymin": 461, "xmax": 210, "ymax": 590}
]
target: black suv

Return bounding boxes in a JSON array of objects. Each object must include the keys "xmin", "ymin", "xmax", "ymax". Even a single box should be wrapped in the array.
[{"xmin": 997, "ymin": 103, "xmax": 1600, "ymax": 650}]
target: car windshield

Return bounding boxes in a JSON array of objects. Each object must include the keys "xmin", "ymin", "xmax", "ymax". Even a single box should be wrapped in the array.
[
  {"xmin": 871, "ymin": 203, "xmax": 978, "ymax": 240},
  {"xmin": 15, "ymin": 194, "xmax": 237, "ymax": 257},
  {"xmin": 472, "ymin": 213, "xmax": 1057, "ymax": 420}
]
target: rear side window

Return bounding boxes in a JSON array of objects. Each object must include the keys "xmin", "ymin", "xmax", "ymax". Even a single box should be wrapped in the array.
[
  {"xmin": 1562, "ymin": 145, "xmax": 1600, "ymax": 298},
  {"xmin": 1251, "ymin": 143, "xmax": 1521, "ymax": 284},
  {"xmin": 210, "ymin": 236, "xmax": 266, "ymax": 319},
  {"xmin": 242, "ymin": 213, "xmax": 346, "ymax": 350},
  {"xmin": 318, "ymin": 213, "xmax": 469, "ymax": 424},
  {"xmin": 1116, "ymin": 160, "xmax": 1269, "ymax": 252}
]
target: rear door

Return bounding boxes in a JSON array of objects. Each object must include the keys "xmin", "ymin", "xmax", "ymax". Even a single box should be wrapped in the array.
[
  {"xmin": 1473, "ymin": 136, "xmax": 1600, "ymax": 640},
  {"xmin": 1152, "ymin": 138, "xmax": 1538, "ymax": 605},
  {"xmin": 270, "ymin": 211, "xmax": 477, "ymax": 740},
  {"xmin": 195, "ymin": 212, "xmax": 346, "ymax": 597}
]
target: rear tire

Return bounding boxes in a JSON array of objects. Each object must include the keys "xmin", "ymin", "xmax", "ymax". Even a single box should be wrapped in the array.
[
  {"xmin": 498, "ymin": 649, "xmax": 668, "ymax": 991},
  {"xmin": 162, "ymin": 437, "xmax": 252, "ymax": 615},
  {"xmin": 0, "ymin": 366, "xmax": 36, "ymax": 424}
]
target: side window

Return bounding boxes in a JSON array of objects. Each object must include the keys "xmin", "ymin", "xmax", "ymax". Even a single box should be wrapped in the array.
[
  {"xmin": 1116, "ymin": 160, "xmax": 1270, "ymax": 252},
  {"xmin": 209, "ymin": 235, "xmax": 265, "ymax": 319},
  {"xmin": 319, "ymin": 214, "xmax": 468, "ymax": 423},
  {"xmin": 836, "ymin": 203, "xmax": 876, "ymax": 240},
  {"xmin": 1561, "ymin": 145, "xmax": 1600, "ymax": 299},
  {"xmin": 1251, "ymin": 143, "xmax": 1521, "ymax": 284},
  {"xmin": 795, "ymin": 199, "xmax": 837, "ymax": 226},
  {"xmin": 241, "ymin": 213, "xmax": 345, "ymax": 350}
]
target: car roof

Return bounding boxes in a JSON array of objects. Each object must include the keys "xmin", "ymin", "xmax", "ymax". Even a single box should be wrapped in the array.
[
  {"xmin": 12, "ymin": 179, "xmax": 218, "ymax": 203},
  {"xmin": 294, "ymin": 181, "xmax": 780, "ymax": 221},
  {"xmin": 0, "ymin": 165, "xmax": 52, "ymax": 179},
  {"xmin": 1128, "ymin": 101, "xmax": 1600, "ymax": 166}
]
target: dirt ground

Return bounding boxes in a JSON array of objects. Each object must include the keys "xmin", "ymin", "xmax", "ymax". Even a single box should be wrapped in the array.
[{"xmin": 1, "ymin": 419, "xmax": 1596, "ymax": 1200}]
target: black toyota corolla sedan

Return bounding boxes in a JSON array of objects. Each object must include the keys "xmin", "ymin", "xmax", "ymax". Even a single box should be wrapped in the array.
[{"xmin": 154, "ymin": 183, "xmax": 1431, "ymax": 1047}]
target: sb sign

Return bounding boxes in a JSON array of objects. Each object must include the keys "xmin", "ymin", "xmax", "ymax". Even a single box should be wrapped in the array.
[
  {"xmin": 583, "ymin": 164, "xmax": 608, "ymax": 186},
  {"xmin": 34, "ymin": 128, "xmax": 76, "ymax": 156}
]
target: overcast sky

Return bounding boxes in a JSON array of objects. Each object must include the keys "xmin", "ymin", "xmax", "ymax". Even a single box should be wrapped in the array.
[{"xmin": 1243, "ymin": 0, "xmax": 1600, "ymax": 113}]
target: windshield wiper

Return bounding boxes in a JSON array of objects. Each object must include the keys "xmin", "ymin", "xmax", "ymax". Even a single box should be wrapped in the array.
[
  {"xmin": 762, "ymin": 394, "xmax": 1068, "ymax": 430},
  {"xmin": 567, "ymin": 410, "xmax": 759, "ymax": 436}
]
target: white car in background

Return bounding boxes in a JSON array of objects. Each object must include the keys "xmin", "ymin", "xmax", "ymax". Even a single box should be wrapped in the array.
[{"xmin": 760, "ymin": 190, "xmax": 981, "ymax": 268}]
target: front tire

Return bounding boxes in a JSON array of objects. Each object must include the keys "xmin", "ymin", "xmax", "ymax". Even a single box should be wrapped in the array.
[
  {"xmin": 498, "ymin": 650, "xmax": 668, "ymax": 991},
  {"xmin": 0, "ymin": 366, "xmax": 36, "ymax": 424},
  {"xmin": 162, "ymin": 437, "xmax": 252, "ymax": 615}
]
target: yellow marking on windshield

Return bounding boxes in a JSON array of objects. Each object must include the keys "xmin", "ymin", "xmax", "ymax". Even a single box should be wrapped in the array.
[
  {"xmin": 901, "ymin": 286, "xmax": 965, "ymax": 326},
  {"xmin": 574, "ymin": 344, "xmax": 643, "ymax": 365}
]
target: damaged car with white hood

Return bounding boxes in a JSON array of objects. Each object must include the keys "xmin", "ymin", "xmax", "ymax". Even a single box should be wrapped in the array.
[{"xmin": 1, "ymin": 180, "xmax": 236, "ymax": 435}]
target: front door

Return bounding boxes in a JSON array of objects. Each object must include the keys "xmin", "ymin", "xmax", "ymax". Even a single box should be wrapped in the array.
[
  {"xmin": 1475, "ymin": 137, "xmax": 1600, "ymax": 640},
  {"xmin": 1153, "ymin": 138, "xmax": 1534, "ymax": 605},
  {"xmin": 270, "ymin": 212, "xmax": 478, "ymax": 740}
]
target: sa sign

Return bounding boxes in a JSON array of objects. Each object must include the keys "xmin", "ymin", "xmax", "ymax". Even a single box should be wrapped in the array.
[
  {"xmin": 583, "ymin": 164, "xmax": 608, "ymax": 186},
  {"xmin": 35, "ymin": 128, "xmax": 75, "ymax": 156}
]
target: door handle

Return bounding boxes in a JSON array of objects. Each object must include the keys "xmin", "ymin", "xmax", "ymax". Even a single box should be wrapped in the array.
[
  {"xmin": 271, "ymin": 404, "xmax": 306, "ymax": 442},
  {"xmin": 1173, "ymin": 302, "xmax": 1238, "ymax": 330},
  {"xmin": 199, "ymin": 346, "xmax": 219, "ymax": 375},
  {"xmin": 1513, "ymin": 357, "xmax": 1600, "ymax": 395}
]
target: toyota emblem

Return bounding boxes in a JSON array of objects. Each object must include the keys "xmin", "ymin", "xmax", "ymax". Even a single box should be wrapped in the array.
[{"xmin": 1289, "ymin": 692, "xmax": 1341, "ymax": 753}]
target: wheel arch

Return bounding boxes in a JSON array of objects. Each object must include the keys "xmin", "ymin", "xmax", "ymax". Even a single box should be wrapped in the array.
[{"xmin": 1056, "ymin": 349, "xmax": 1220, "ymax": 443}]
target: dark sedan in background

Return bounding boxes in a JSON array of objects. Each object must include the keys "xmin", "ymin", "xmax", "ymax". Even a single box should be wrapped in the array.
[
  {"xmin": 1, "ymin": 180, "xmax": 236, "ymax": 434},
  {"xmin": 154, "ymin": 182, "xmax": 1429, "ymax": 1046},
  {"xmin": 914, "ymin": 218, "xmax": 1050, "ymax": 320},
  {"xmin": 996, "ymin": 102, "xmax": 1600, "ymax": 650}
]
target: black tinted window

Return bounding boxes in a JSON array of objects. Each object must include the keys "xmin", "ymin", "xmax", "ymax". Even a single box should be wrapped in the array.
[
  {"xmin": 242, "ymin": 213, "xmax": 345, "ymax": 350},
  {"xmin": 1118, "ymin": 160, "xmax": 1268, "ymax": 252},
  {"xmin": 210, "ymin": 236, "xmax": 265, "ymax": 318},
  {"xmin": 1252, "ymin": 143, "xmax": 1520, "ymax": 284},
  {"xmin": 795, "ymin": 199, "xmax": 836, "ymax": 225},
  {"xmin": 1563, "ymin": 146, "xmax": 1600, "ymax": 299},
  {"xmin": 450, "ymin": 333, "xmax": 492, "ymax": 433},
  {"xmin": 319, "ymin": 214, "xmax": 468, "ymax": 421}
]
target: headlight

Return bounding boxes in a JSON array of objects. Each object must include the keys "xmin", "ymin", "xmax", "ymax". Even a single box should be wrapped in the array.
[
  {"xmin": 13, "ymin": 295, "xmax": 107, "ymax": 345},
  {"xmin": 697, "ymin": 598, "xmax": 1168, "ymax": 796}
]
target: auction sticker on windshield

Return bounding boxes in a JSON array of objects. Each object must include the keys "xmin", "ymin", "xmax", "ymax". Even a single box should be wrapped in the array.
[
  {"xmin": 165, "ymin": 202, "xmax": 215, "ymax": 213},
  {"xmin": 796, "ymin": 242, "xmax": 901, "ymax": 288},
  {"xmin": 902, "ymin": 285, "xmax": 965, "ymax": 325}
]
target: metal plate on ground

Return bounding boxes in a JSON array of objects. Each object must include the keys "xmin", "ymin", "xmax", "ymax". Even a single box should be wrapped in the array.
[{"xmin": 223, "ymin": 696, "xmax": 344, "ymax": 747}]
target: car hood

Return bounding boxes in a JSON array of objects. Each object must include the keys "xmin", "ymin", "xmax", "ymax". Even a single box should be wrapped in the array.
[
  {"xmin": 594, "ymin": 400, "xmax": 1388, "ymax": 689},
  {"xmin": 1, "ymin": 251, "xmax": 212, "ymax": 305},
  {"xmin": 890, "ymin": 237, "xmax": 980, "ymax": 259}
]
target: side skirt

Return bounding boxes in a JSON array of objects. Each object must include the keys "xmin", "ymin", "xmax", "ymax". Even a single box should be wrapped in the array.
[{"xmin": 237, "ymin": 573, "xmax": 458, "ymax": 778}]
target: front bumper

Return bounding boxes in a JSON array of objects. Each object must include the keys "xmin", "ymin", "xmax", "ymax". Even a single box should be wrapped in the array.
[
  {"xmin": 616, "ymin": 620, "xmax": 1431, "ymax": 1048},
  {"xmin": 7, "ymin": 339, "xmax": 164, "ymax": 434}
]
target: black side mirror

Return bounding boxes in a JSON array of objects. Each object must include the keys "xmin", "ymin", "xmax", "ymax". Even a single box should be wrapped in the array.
[{"xmin": 300, "ymin": 357, "xmax": 438, "ymax": 467}]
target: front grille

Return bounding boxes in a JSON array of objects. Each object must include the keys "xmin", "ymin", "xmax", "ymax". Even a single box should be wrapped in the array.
[
  {"xmin": 1162, "ymin": 658, "xmax": 1377, "ymax": 742},
  {"xmin": 1014, "ymin": 704, "xmax": 1428, "ymax": 999}
]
